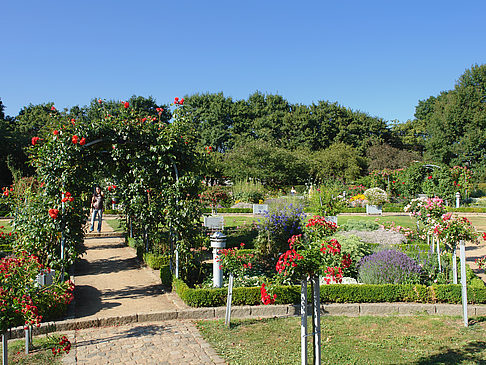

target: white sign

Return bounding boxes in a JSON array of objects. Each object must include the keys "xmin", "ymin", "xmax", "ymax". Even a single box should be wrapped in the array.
[
  {"xmin": 204, "ymin": 216, "xmax": 224, "ymax": 230},
  {"xmin": 253, "ymin": 204, "xmax": 269, "ymax": 215}
]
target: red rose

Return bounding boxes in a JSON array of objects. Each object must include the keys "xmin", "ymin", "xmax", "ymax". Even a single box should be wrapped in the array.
[
  {"xmin": 124, "ymin": 101, "xmax": 129, "ymax": 108},
  {"xmin": 48, "ymin": 209, "xmax": 59, "ymax": 219},
  {"xmin": 174, "ymin": 97, "xmax": 179, "ymax": 103},
  {"xmin": 72, "ymin": 135, "xmax": 78, "ymax": 144},
  {"xmin": 180, "ymin": 98, "xmax": 184, "ymax": 105},
  {"xmin": 142, "ymin": 117, "xmax": 147, "ymax": 122},
  {"xmin": 79, "ymin": 137, "xmax": 86, "ymax": 146},
  {"xmin": 32, "ymin": 137, "xmax": 40, "ymax": 146},
  {"xmin": 51, "ymin": 106, "xmax": 56, "ymax": 111},
  {"xmin": 98, "ymin": 99, "xmax": 102, "ymax": 103},
  {"xmin": 53, "ymin": 130, "xmax": 59, "ymax": 135}
]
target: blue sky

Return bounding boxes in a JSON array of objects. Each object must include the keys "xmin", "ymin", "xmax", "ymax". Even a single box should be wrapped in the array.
[{"xmin": 2, "ymin": 0, "xmax": 485, "ymax": 122}]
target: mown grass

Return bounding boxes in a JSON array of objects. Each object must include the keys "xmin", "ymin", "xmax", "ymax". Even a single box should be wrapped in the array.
[
  {"xmin": 0, "ymin": 220, "xmax": 12, "ymax": 232},
  {"xmin": 6, "ymin": 335, "xmax": 65, "ymax": 365},
  {"xmin": 197, "ymin": 315, "xmax": 486, "ymax": 365},
  {"xmin": 105, "ymin": 218, "xmax": 125, "ymax": 232}
]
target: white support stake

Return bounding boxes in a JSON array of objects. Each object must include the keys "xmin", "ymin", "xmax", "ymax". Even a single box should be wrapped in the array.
[
  {"xmin": 301, "ymin": 279, "xmax": 308, "ymax": 365},
  {"xmin": 312, "ymin": 275, "xmax": 321, "ymax": 365},
  {"xmin": 25, "ymin": 327, "xmax": 29, "ymax": 354},
  {"xmin": 452, "ymin": 248, "xmax": 458, "ymax": 284},
  {"xmin": 436, "ymin": 238, "xmax": 441, "ymax": 271},
  {"xmin": 225, "ymin": 273, "xmax": 234, "ymax": 327},
  {"xmin": 175, "ymin": 247, "xmax": 179, "ymax": 279},
  {"xmin": 460, "ymin": 240, "xmax": 468, "ymax": 327},
  {"xmin": 2, "ymin": 332, "xmax": 7, "ymax": 365}
]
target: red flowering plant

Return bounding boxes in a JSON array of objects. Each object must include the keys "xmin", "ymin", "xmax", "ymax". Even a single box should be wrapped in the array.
[
  {"xmin": 0, "ymin": 251, "xmax": 74, "ymax": 333},
  {"xmin": 432, "ymin": 213, "xmax": 479, "ymax": 251},
  {"xmin": 198, "ymin": 185, "xmax": 230, "ymax": 213},
  {"xmin": 216, "ymin": 243, "xmax": 257, "ymax": 286},
  {"xmin": 261, "ymin": 216, "xmax": 352, "ymax": 304}
]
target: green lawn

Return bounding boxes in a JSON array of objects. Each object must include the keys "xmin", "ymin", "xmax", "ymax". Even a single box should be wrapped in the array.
[
  {"xmin": 197, "ymin": 315, "xmax": 486, "ymax": 365},
  {"xmin": 0, "ymin": 220, "xmax": 12, "ymax": 232},
  {"xmin": 337, "ymin": 215, "xmax": 417, "ymax": 229},
  {"xmin": 105, "ymin": 218, "xmax": 125, "ymax": 232},
  {"xmin": 6, "ymin": 334, "xmax": 66, "ymax": 365}
]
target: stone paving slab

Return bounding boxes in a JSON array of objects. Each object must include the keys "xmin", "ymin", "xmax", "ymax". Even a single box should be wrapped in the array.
[{"xmin": 61, "ymin": 320, "xmax": 226, "ymax": 365}]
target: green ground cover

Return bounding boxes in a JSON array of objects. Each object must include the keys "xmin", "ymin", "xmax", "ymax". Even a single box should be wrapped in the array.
[
  {"xmin": 0, "ymin": 220, "xmax": 12, "ymax": 232},
  {"xmin": 105, "ymin": 218, "xmax": 124, "ymax": 232},
  {"xmin": 6, "ymin": 335, "xmax": 65, "ymax": 365},
  {"xmin": 197, "ymin": 315, "xmax": 486, "ymax": 365}
]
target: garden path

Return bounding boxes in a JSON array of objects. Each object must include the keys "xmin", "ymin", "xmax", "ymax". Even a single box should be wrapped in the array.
[{"xmin": 74, "ymin": 218, "xmax": 186, "ymax": 320}]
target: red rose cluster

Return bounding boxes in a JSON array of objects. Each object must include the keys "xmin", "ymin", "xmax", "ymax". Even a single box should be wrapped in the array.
[{"xmin": 174, "ymin": 97, "xmax": 184, "ymax": 105}]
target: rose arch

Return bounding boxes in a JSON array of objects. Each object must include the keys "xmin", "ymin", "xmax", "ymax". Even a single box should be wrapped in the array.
[{"xmin": 10, "ymin": 97, "xmax": 205, "ymax": 282}]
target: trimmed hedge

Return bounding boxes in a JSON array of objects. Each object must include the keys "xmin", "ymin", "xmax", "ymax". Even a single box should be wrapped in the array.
[
  {"xmin": 447, "ymin": 207, "xmax": 486, "ymax": 213},
  {"xmin": 172, "ymin": 278, "xmax": 486, "ymax": 307},
  {"xmin": 143, "ymin": 252, "xmax": 169, "ymax": 270},
  {"xmin": 160, "ymin": 264, "xmax": 172, "ymax": 287}
]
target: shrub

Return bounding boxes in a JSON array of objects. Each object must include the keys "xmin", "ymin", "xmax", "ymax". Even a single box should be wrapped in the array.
[
  {"xmin": 308, "ymin": 184, "xmax": 347, "ymax": 216},
  {"xmin": 364, "ymin": 188, "xmax": 388, "ymax": 206},
  {"xmin": 160, "ymin": 264, "xmax": 172, "ymax": 287},
  {"xmin": 255, "ymin": 204, "xmax": 305, "ymax": 260},
  {"xmin": 172, "ymin": 277, "xmax": 486, "ymax": 307},
  {"xmin": 339, "ymin": 219, "xmax": 379, "ymax": 232},
  {"xmin": 358, "ymin": 250, "xmax": 422, "ymax": 284},
  {"xmin": 232, "ymin": 180, "xmax": 265, "ymax": 203},
  {"xmin": 143, "ymin": 252, "xmax": 169, "ymax": 270},
  {"xmin": 331, "ymin": 234, "xmax": 374, "ymax": 278}
]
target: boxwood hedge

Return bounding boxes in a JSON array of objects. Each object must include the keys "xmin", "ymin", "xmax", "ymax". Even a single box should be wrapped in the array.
[{"xmin": 172, "ymin": 278, "xmax": 486, "ymax": 307}]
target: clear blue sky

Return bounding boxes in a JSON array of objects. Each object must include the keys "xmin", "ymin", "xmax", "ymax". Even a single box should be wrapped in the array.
[{"xmin": 2, "ymin": 0, "xmax": 485, "ymax": 122}]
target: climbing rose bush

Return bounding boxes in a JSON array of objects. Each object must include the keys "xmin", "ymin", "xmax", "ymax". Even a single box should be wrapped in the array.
[{"xmin": 0, "ymin": 252, "xmax": 74, "ymax": 332}]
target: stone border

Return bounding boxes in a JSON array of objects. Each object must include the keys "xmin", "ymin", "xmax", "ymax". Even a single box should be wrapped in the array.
[{"xmin": 7, "ymin": 302, "xmax": 486, "ymax": 339}]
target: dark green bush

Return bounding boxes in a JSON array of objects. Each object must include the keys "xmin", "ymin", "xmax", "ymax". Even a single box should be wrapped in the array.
[
  {"xmin": 160, "ymin": 264, "xmax": 172, "ymax": 287},
  {"xmin": 172, "ymin": 278, "xmax": 486, "ymax": 307}
]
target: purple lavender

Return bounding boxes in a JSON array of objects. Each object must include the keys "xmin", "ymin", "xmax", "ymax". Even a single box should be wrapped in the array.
[{"xmin": 358, "ymin": 250, "xmax": 422, "ymax": 284}]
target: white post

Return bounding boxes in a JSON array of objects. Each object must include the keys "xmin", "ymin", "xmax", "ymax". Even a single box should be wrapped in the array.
[
  {"xmin": 312, "ymin": 275, "xmax": 321, "ymax": 365},
  {"xmin": 175, "ymin": 246, "xmax": 179, "ymax": 279},
  {"xmin": 25, "ymin": 327, "xmax": 29, "ymax": 354},
  {"xmin": 460, "ymin": 240, "xmax": 468, "ymax": 327},
  {"xmin": 452, "ymin": 247, "xmax": 458, "ymax": 284},
  {"xmin": 301, "ymin": 279, "xmax": 308, "ymax": 365},
  {"xmin": 61, "ymin": 192, "xmax": 65, "ymax": 261},
  {"xmin": 2, "ymin": 332, "xmax": 7, "ymax": 365},
  {"xmin": 210, "ymin": 232, "xmax": 226, "ymax": 288},
  {"xmin": 225, "ymin": 273, "xmax": 234, "ymax": 327},
  {"xmin": 456, "ymin": 192, "xmax": 461, "ymax": 209},
  {"xmin": 436, "ymin": 237, "xmax": 441, "ymax": 271}
]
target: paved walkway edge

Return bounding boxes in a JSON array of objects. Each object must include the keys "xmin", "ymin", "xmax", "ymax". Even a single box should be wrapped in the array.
[{"xmin": 8, "ymin": 302, "xmax": 486, "ymax": 339}]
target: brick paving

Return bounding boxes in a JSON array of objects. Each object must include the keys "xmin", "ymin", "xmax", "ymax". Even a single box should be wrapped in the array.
[
  {"xmin": 62, "ymin": 320, "xmax": 225, "ymax": 365},
  {"xmin": 64, "ymin": 218, "xmax": 224, "ymax": 364}
]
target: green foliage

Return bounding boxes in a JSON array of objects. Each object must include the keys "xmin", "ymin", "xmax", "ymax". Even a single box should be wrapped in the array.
[
  {"xmin": 143, "ymin": 252, "xmax": 169, "ymax": 270},
  {"xmin": 309, "ymin": 143, "xmax": 366, "ymax": 182},
  {"xmin": 331, "ymin": 233, "xmax": 374, "ymax": 277},
  {"xmin": 231, "ymin": 180, "xmax": 265, "ymax": 203},
  {"xmin": 338, "ymin": 220, "xmax": 379, "ymax": 231},
  {"xmin": 160, "ymin": 264, "xmax": 172, "ymax": 287},
  {"xmin": 173, "ymin": 276, "xmax": 486, "ymax": 307},
  {"xmin": 308, "ymin": 181, "xmax": 347, "ymax": 216}
]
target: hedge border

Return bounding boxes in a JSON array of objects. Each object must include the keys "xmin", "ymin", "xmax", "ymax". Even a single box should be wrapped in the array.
[{"xmin": 173, "ymin": 278, "xmax": 486, "ymax": 307}]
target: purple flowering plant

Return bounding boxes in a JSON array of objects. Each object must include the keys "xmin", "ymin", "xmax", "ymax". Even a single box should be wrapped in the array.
[{"xmin": 358, "ymin": 249, "xmax": 422, "ymax": 285}]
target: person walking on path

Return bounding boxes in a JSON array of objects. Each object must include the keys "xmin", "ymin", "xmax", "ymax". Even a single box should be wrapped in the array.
[{"xmin": 89, "ymin": 186, "xmax": 104, "ymax": 233}]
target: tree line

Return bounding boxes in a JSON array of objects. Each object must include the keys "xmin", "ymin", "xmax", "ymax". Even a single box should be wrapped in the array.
[{"xmin": 1, "ymin": 63, "xmax": 485, "ymax": 187}]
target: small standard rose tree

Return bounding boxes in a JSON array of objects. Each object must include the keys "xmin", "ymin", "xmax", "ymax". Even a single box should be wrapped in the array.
[{"xmin": 261, "ymin": 216, "xmax": 351, "ymax": 303}]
